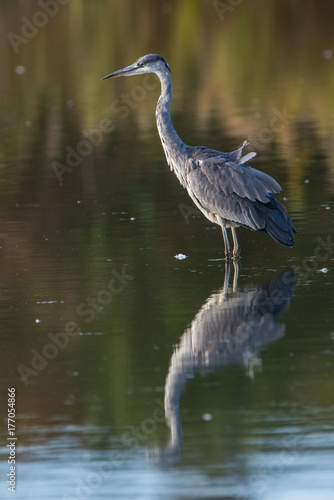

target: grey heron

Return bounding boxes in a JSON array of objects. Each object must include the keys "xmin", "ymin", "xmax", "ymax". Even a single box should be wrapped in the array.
[{"xmin": 102, "ymin": 54, "xmax": 297, "ymax": 258}]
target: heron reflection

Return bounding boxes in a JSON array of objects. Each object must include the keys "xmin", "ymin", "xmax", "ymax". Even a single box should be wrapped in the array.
[{"xmin": 156, "ymin": 263, "xmax": 295, "ymax": 464}]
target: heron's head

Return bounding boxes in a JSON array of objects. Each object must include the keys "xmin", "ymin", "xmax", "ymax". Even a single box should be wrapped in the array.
[{"xmin": 101, "ymin": 54, "xmax": 170, "ymax": 81}]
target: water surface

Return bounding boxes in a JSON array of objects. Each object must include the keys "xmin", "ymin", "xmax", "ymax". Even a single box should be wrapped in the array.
[{"xmin": 1, "ymin": 2, "xmax": 334, "ymax": 499}]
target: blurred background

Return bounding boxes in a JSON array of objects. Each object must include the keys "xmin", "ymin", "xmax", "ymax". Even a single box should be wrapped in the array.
[{"xmin": 0, "ymin": 1, "xmax": 334, "ymax": 499}]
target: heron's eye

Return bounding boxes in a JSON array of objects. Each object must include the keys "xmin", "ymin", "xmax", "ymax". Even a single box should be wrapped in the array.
[{"xmin": 140, "ymin": 62, "xmax": 145, "ymax": 67}]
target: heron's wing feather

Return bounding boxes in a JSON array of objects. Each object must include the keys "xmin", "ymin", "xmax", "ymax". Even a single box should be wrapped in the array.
[{"xmin": 229, "ymin": 140, "xmax": 257, "ymax": 164}]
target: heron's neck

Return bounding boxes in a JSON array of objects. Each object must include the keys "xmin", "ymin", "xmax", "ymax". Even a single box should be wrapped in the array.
[{"xmin": 155, "ymin": 69, "xmax": 188, "ymax": 186}]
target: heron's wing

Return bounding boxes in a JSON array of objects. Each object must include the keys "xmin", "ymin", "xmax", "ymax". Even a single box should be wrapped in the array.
[
  {"xmin": 189, "ymin": 155, "xmax": 281, "ymax": 203},
  {"xmin": 186, "ymin": 156, "xmax": 286, "ymax": 232}
]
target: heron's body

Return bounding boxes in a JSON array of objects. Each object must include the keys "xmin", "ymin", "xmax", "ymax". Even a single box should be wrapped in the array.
[{"xmin": 102, "ymin": 54, "xmax": 296, "ymax": 258}]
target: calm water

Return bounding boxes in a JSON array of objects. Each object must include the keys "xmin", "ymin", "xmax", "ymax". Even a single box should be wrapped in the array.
[{"xmin": 1, "ymin": 1, "xmax": 334, "ymax": 499}]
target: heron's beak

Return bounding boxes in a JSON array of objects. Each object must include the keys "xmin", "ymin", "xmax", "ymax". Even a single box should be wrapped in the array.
[{"xmin": 101, "ymin": 64, "xmax": 138, "ymax": 81}]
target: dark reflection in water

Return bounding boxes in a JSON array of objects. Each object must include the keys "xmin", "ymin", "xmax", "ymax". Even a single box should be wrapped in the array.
[{"xmin": 156, "ymin": 265, "xmax": 295, "ymax": 464}]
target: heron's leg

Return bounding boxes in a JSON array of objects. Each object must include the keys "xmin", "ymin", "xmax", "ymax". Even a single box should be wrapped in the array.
[
  {"xmin": 232, "ymin": 258, "xmax": 240, "ymax": 292},
  {"xmin": 223, "ymin": 260, "xmax": 232, "ymax": 297},
  {"xmin": 221, "ymin": 220, "xmax": 231, "ymax": 259},
  {"xmin": 231, "ymin": 227, "xmax": 241, "ymax": 258}
]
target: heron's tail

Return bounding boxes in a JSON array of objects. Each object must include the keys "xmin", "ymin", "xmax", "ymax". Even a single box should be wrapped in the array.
[{"xmin": 257, "ymin": 195, "xmax": 297, "ymax": 247}]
